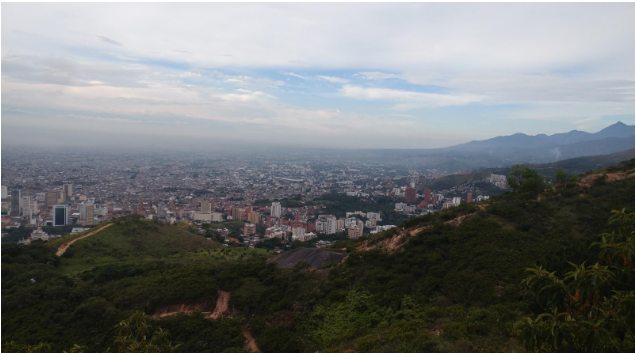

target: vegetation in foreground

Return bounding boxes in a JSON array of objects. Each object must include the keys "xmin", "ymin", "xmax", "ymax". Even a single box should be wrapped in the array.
[{"xmin": 2, "ymin": 160, "xmax": 634, "ymax": 353}]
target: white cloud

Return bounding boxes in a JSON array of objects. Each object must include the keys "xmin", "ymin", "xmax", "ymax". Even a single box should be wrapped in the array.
[
  {"xmin": 218, "ymin": 90, "xmax": 276, "ymax": 102},
  {"xmin": 316, "ymin": 75, "xmax": 348, "ymax": 84},
  {"xmin": 339, "ymin": 85, "xmax": 485, "ymax": 107},
  {"xmin": 357, "ymin": 72, "xmax": 401, "ymax": 80},
  {"xmin": 400, "ymin": 72, "xmax": 634, "ymax": 104},
  {"xmin": 283, "ymin": 72, "xmax": 310, "ymax": 80}
]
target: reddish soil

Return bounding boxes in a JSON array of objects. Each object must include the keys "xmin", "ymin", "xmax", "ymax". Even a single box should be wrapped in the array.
[
  {"xmin": 578, "ymin": 169, "xmax": 634, "ymax": 188},
  {"xmin": 209, "ymin": 291, "xmax": 231, "ymax": 319},
  {"xmin": 243, "ymin": 328, "xmax": 261, "ymax": 353},
  {"xmin": 358, "ymin": 211, "xmax": 480, "ymax": 253},
  {"xmin": 56, "ymin": 223, "xmax": 113, "ymax": 257},
  {"xmin": 151, "ymin": 290, "xmax": 231, "ymax": 319},
  {"xmin": 152, "ymin": 303, "xmax": 210, "ymax": 318}
]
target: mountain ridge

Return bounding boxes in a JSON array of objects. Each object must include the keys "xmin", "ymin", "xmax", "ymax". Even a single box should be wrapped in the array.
[{"xmin": 446, "ymin": 121, "xmax": 634, "ymax": 151}]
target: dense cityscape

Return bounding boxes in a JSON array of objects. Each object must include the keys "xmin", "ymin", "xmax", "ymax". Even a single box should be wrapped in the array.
[{"xmin": 1, "ymin": 148, "xmax": 504, "ymax": 248}]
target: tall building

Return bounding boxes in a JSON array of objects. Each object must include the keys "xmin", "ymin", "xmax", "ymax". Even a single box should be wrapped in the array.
[
  {"xmin": 32, "ymin": 199, "xmax": 39, "ymax": 215},
  {"xmin": 405, "ymin": 187, "xmax": 417, "ymax": 204},
  {"xmin": 85, "ymin": 205, "xmax": 94, "ymax": 226},
  {"xmin": 315, "ymin": 215, "xmax": 337, "ymax": 235},
  {"xmin": 232, "ymin": 207, "xmax": 245, "ymax": 221},
  {"xmin": 1, "ymin": 186, "xmax": 7, "ymax": 199},
  {"xmin": 10, "ymin": 188, "xmax": 21, "ymax": 217},
  {"xmin": 326, "ymin": 215, "xmax": 337, "ymax": 234},
  {"xmin": 243, "ymin": 223, "xmax": 257, "ymax": 237},
  {"xmin": 211, "ymin": 212, "xmax": 223, "ymax": 222},
  {"xmin": 247, "ymin": 211, "xmax": 261, "ymax": 224},
  {"xmin": 425, "ymin": 189, "xmax": 432, "ymax": 203},
  {"xmin": 20, "ymin": 196, "xmax": 32, "ymax": 218},
  {"xmin": 63, "ymin": 184, "xmax": 73, "ymax": 198},
  {"xmin": 348, "ymin": 225, "xmax": 364, "ymax": 239},
  {"xmin": 271, "ymin": 202, "xmax": 282, "ymax": 218},
  {"xmin": 201, "ymin": 201, "xmax": 212, "ymax": 213},
  {"xmin": 467, "ymin": 193, "xmax": 473, "ymax": 203},
  {"xmin": 46, "ymin": 192, "xmax": 58, "ymax": 207},
  {"xmin": 53, "ymin": 205, "xmax": 69, "ymax": 226},
  {"xmin": 80, "ymin": 203, "xmax": 95, "ymax": 225},
  {"xmin": 157, "ymin": 202, "xmax": 167, "ymax": 220}
]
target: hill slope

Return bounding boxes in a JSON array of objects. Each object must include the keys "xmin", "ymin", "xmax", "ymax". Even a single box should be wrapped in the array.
[
  {"xmin": 55, "ymin": 217, "xmax": 221, "ymax": 274},
  {"xmin": 2, "ymin": 161, "xmax": 634, "ymax": 353}
]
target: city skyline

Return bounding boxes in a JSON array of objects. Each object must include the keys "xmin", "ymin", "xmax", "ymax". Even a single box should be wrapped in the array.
[{"xmin": 2, "ymin": 3, "xmax": 634, "ymax": 150}]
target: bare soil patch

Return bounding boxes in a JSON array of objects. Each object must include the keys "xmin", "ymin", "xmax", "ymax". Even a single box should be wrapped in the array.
[{"xmin": 578, "ymin": 169, "xmax": 634, "ymax": 188}]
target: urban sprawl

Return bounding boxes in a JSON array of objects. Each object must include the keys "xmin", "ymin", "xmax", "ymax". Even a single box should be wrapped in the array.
[{"xmin": 1, "ymin": 150, "xmax": 507, "ymax": 250}]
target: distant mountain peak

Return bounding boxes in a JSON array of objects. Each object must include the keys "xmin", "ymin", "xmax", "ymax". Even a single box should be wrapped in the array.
[{"xmin": 597, "ymin": 121, "xmax": 634, "ymax": 135}]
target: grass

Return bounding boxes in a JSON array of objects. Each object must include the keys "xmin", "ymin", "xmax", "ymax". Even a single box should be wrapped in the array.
[
  {"xmin": 54, "ymin": 218, "xmax": 277, "ymax": 276},
  {"xmin": 46, "ymin": 222, "xmax": 111, "ymax": 248},
  {"xmin": 56, "ymin": 219, "xmax": 226, "ymax": 276}
]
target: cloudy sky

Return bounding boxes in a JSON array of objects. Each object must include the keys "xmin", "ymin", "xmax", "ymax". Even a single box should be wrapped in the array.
[{"xmin": 2, "ymin": 3, "xmax": 634, "ymax": 150}]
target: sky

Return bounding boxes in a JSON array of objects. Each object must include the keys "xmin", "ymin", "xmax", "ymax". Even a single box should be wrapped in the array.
[{"xmin": 1, "ymin": 3, "xmax": 634, "ymax": 150}]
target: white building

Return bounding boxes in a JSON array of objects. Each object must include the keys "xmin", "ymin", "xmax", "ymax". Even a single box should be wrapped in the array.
[
  {"xmin": 299, "ymin": 232, "xmax": 316, "ymax": 242},
  {"xmin": 201, "ymin": 201, "xmax": 212, "ymax": 213},
  {"xmin": 371, "ymin": 225, "xmax": 397, "ymax": 234},
  {"xmin": 20, "ymin": 196, "xmax": 32, "ymax": 218},
  {"xmin": 31, "ymin": 228, "xmax": 50, "ymax": 241},
  {"xmin": 1, "ymin": 186, "xmax": 7, "ymax": 199},
  {"xmin": 271, "ymin": 202, "xmax": 282, "ymax": 218},
  {"xmin": 292, "ymin": 227, "xmax": 306, "ymax": 238},
  {"xmin": 316, "ymin": 215, "xmax": 338, "ymax": 235},
  {"xmin": 193, "ymin": 212, "xmax": 213, "ymax": 222}
]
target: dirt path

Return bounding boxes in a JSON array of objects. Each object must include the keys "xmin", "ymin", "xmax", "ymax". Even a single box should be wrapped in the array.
[
  {"xmin": 209, "ymin": 290, "xmax": 230, "ymax": 319},
  {"xmin": 242, "ymin": 328, "xmax": 261, "ymax": 353},
  {"xmin": 56, "ymin": 223, "xmax": 113, "ymax": 257},
  {"xmin": 152, "ymin": 303, "xmax": 210, "ymax": 318},
  {"xmin": 150, "ymin": 290, "xmax": 260, "ymax": 351},
  {"xmin": 358, "ymin": 210, "xmax": 481, "ymax": 253}
]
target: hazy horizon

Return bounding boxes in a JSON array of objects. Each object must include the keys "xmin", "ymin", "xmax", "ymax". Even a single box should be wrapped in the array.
[{"xmin": 2, "ymin": 3, "xmax": 635, "ymax": 150}]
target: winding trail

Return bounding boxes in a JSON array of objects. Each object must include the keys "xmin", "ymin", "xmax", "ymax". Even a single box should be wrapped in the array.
[
  {"xmin": 209, "ymin": 290, "xmax": 231, "ymax": 319},
  {"xmin": 56, "ymin": 223, "xmax": 113, "ymax": 257},
  {"xmin": 242, "ymin": 328, "xmax": 261, "ymax": 353}
]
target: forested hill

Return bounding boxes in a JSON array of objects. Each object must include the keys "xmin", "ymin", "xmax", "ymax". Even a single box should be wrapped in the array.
[{"xmin": 2, "ymin": 160, "xmax": 634, "ymax": 353}]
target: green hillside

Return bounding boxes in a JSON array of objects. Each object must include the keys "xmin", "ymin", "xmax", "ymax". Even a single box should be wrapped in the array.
[
  {"xmin": 2, "ymin": 161, "xmax": 634, "ymax": 353},
  {"xmin": 419, "ymin": 150, "xmax": 634, "ymax": 192},
  {"xmin": 420, "ymin": 171, "xmax": 495, "ymax": 191},
  {"xmin": 52, "ymin": 218, "xmax": 225, "ymax": 275}
]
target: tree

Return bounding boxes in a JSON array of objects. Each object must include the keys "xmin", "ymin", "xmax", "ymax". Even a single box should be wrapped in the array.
[
  {"xmin": 113, "ymin": 311, "xmax": 179, "ymax": 353},
  {"xmin": 507, "ymin": 165, "xmax": 546, "ymax": 197},
  {"xmin": 2, "ymin": 342, "xmax": 51, "ymax": 353},
  {"xmin": 514, "ymin": 209, "xmax": 635, "ymax": 353},
  {"xmin": 555, "ymin": 168, "xmax": 568, "ymax": 187}
]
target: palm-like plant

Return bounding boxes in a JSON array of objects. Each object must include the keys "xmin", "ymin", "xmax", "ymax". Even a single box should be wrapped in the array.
[{"xmin": 514, "ymin": 209, "xmax": 635, "ymax": 353}]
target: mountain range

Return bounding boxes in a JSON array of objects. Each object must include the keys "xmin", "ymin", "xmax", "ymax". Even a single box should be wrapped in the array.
[
  {"xmin": 347, "ymin": 121, "xmax": 634, "ymax": 171},
  {"xmin": 445, "ymin": 121, "xmax": 635, "ymax": 160}
]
